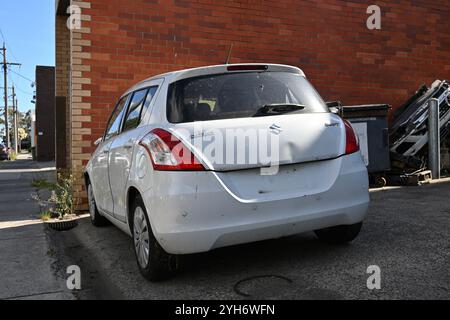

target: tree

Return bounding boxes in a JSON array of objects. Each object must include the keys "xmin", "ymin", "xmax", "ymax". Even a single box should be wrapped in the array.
[
  {"xmin": 18, "ymin": 128, "xmax": 27, "ymax": 140},
  {"xmin": 20, "ymin": 110, "xmax": 32, "ymax": 132}
]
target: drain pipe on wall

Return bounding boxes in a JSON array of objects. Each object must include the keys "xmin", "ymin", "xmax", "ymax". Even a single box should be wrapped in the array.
[{"xmin": 428, "ymin": 98, "xmax": 440, "ymax": 179}]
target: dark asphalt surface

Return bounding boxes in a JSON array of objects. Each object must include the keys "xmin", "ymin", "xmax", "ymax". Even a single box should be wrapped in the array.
[{"xmin": 49, "ymin": 181, "xmax": 450, "ymax": 300}]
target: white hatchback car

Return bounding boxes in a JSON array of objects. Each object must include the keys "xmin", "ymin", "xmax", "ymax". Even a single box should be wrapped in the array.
[{"xmin": 85, "ymin": 63, "xmax": 369, "ymax": 281}]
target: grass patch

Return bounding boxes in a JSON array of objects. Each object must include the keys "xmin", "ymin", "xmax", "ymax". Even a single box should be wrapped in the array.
[
  {"xmin": 40, "ymin": 211, "xmax": 52, "ymax": 221},
  {"xmin": 32, "ymin": 179, "xmax": 56, "ymax": 190}
]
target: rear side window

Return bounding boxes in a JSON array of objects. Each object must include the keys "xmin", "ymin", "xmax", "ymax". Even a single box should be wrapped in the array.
[
  {"xmin": 105, "ymin": 94, "xmax": 129, "ymax": 140},
  {"xmin": 167, "ymin": 72, "xmax": 328, "ymax": 123},
  {"xmin": 122, "ymin": 86, "xmax": 159, "ymax": 132},
  {"xmin": 140, "ymin": 86, "xmax": 158, "ymax": 119},
  {"xmin": 123, "ymin": 88, "xmax": 148, "ymax": 132}
]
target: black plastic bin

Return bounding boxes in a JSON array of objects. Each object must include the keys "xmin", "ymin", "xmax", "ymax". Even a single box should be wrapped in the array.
[{"xmin": 342, "ymin": 104, "xmax": 391, "ymax": 186}]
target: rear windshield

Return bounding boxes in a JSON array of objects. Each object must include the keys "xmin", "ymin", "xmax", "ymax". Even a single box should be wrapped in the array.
[{"xmin": 167, "ymin": 71, "xmax": 328, "ymax": 123}]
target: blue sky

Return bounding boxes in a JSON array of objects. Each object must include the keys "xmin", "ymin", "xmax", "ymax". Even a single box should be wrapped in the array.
[{"xmin": 0, "ymin": 0, "xmax": 55, "ymax": 113}]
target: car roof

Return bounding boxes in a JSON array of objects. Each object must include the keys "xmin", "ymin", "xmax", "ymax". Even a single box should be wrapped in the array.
[{"xmin": 122, "ymin": 63, "xmax": 306, "ymax": 97}]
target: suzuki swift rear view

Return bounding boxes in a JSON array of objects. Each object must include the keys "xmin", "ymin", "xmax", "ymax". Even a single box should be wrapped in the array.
[{"xmin": 85, "ymin": 64, "xmax": 369, "ymax": 281}]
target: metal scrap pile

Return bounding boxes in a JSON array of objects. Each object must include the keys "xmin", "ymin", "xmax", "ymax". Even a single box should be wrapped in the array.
[{"xmin": 389, "ymin": 80, "xmax": 450, "ymax": 181}]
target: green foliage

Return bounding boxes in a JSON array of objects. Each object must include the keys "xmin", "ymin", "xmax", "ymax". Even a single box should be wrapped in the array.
[
  {"xmin": 32, "ymin": 179, "xmax": 57, "ymax": 190},
  {"xmin": 20, "ymin": 110, "xmax": 32, "ymax": 132},
  {"xmin": 18, "ymin": 128, "xmax": 28, "ymax": 140},
  {"xmin": 53, "ymin": 173, "xmax": 76, "ymax": 219},
  {"xmin": 32, "ymin": 173, "xmax": 77, "ymax": 220},
  {"xmin": 40, "ymin": 211, "xmax": 52, "ymax": 221}
]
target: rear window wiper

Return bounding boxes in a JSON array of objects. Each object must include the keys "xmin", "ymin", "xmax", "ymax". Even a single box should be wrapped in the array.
[{"xmin": 252, "ymin": 103, "xmax": 306, "ymax": 117}]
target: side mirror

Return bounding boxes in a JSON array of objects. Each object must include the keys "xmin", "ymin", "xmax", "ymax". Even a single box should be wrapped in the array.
[{"xmin": 94, "ymin": 137, "xmax": 103, "ymax": 146}]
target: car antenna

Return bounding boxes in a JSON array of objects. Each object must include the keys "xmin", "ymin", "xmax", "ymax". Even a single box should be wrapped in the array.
[{"xmin": 225, "ymin": 44, "xmax": 233, "ymax": 64}]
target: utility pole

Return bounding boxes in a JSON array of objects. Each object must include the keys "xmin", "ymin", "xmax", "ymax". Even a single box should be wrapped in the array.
[
  {"xmin": 1, "ymin": 45, "xmax": 7, "ymax": 148},
  {"xmin": 1, "ymin": 44, "xmax": 21, "ymax": 150},
  {"xmin": 12, "ymin": 85, "xmax": 19, "ymax": 153},
  {"xmin": 15, "ymin": 96, "xmax": 19, "ymax": 153}
]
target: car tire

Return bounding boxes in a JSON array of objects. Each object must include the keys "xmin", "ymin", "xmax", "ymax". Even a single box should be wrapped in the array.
[
  {"xmin": 131, "ymin": 195, "xmax": 177, "ymax": 281},
  {"xmin": 87, "ymin": 182, "xmax": 108, "ymax": 227},
  {"xmin": 314, "ymin": 222, "xmax": 363, "ymax": 244}
]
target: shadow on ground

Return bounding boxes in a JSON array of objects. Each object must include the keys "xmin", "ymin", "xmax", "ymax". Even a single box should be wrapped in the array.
[{"xmin": 49, "ymin": 181, "xmax": 450, "ymax": 300}]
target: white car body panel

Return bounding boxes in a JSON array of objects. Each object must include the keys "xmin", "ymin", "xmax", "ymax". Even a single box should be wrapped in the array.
[
  {"xmin": 141, "ymin": 152, "xmax": 368, "ymax": 254},
  {"xmin": 90, "ymin": 139, "xmax": 114, "ymax": 214},
  {"xmin": 170, "ymin": 112, "xmax": 345, "ymax": 172},
  {"xmin": 85, "ymin": 63, "xmax": 370, "ymax": 255},
  {"xmin": 108, "ymin": 128, "xmax": 137, "ymax": 222}
]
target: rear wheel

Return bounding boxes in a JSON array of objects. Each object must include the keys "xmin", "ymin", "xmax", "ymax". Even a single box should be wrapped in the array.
[
  {"xmin": 87, "ymin": 182, "xmax": 108, "ymax": 227},
  {"xmin": 314, "ymin": 222, "xmax": 363, "ymax": 244},
  {"xmin": 131, "ymin": 195, "xmax": 176, "ymax": 281}
]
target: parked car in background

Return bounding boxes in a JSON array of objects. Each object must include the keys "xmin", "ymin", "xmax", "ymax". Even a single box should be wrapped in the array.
[
  {"xmin": 0, "ymin": 144, "xmax": 9, "ymax": 161},
  {"xmin": 21, "ymin": 139, "xmax": 31, "ymax": 151},
  {"xmin": 85, "ymin": 64, "xmax": 370, "ymax": 281}
]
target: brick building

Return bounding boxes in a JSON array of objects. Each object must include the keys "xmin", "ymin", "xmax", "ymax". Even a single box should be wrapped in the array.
[
  {"xmin": 55, "ymin": 0, "xmax": 450, "ymax": 207},
  {"xmin": 35, "ymin": 66, "xmax": 56, "ymax": 162}
]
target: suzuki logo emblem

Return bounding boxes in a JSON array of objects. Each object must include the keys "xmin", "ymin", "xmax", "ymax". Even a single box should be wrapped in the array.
[{"xmin": 269, "ymin": 124, "xmax": 282, "ymax": 135}]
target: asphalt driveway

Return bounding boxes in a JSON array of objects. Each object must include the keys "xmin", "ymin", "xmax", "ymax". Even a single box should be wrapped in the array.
[{"xmin": 49, "ymin": 180, "xmax": 450, "ymax": 300}]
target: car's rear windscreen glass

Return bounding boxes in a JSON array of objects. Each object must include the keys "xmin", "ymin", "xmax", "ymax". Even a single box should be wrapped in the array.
[{"xmin": 167, "ymin": 72, "xmax": 328, "ymax": 123}]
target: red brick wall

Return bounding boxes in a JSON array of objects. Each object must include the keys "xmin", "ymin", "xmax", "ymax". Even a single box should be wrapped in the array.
[{"xmin": 77, "ymin": 0, "xmax": 450, "ymax": 160}]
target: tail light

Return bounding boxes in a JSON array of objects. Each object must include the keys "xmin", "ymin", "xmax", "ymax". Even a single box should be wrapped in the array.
[
  {"xmin": 343, "ymin": 119, "xmax": 359, "ymax": 155},
  {"xmin": 139, "ymin": 128, "xmax": 205, "ymax": 171}
]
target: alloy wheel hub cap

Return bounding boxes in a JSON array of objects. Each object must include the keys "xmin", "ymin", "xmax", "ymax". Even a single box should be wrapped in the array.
[{"xmin": 133, "ymin": 207, "xmax": 150, "ymax": 268}]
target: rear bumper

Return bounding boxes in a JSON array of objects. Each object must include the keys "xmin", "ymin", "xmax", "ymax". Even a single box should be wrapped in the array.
[{"xmin": 143, "ymin": 152, "xmax": 369, "ymax": 254}]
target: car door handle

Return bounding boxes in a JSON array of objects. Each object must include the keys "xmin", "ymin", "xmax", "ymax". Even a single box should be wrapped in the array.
[{"xmin": 103, "ymin": 150, "xmax": 109, "ymax": 154}]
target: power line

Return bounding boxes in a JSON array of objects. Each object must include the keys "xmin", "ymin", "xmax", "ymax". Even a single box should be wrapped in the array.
[
  {"xmin": 9, "ymin": 72, "xmax": 34, "ymax": 96},
  {"xmin": 0, "ymin": 28, "xmax": 6, "ymax": 43},
  {"xmin": 0, "ymin": 28, "xmax": 19, "ymax": 62},
  {"xmin": 12, "ymin": 82, "xmax": 34, "ymax": 96},
  {"xmin": 8, "ymin": 67, "xmax": 34, "ymax": 84}
]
